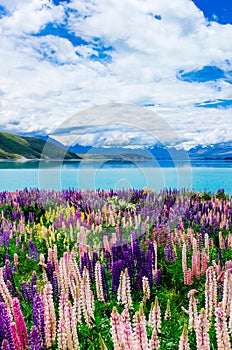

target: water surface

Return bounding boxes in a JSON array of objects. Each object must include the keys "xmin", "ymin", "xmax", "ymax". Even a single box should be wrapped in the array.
[{"xmin": 0, "ymin": 160, "xmax": 232, "ymax": 194}]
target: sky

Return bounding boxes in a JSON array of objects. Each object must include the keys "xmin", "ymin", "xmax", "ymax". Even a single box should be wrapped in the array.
[{"xmin": 0, "ymin": 0, "xmax": 232, "ymax": 149}]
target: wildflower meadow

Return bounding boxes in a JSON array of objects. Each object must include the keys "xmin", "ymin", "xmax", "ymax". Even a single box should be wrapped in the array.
[{"xmin": 0, "ymin": 187, "xmax": 232, "ymax": 349}]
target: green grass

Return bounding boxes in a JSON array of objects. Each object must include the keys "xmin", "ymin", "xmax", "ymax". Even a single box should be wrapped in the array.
[{"xmin": 0, "ymin": 132, "xmax": 81, "ymax": 160}]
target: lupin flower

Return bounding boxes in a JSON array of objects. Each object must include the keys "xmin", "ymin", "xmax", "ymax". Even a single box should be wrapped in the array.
[
  {"xmin": 184, "ymin": 268, "xmax": 193, "ymax": 286},
  {"xmin": 69, "ymin": 252, "xmax": 82, "ymax": 287},
  {"xmin": 13, "ymin": 254, "xmax": 18, "ymax": 268},
  {"xmin": 0, "ymin": 268, "xmax": 13, "ymax": 312},
  {"xmin": 45, "ymin": 261, "xmax": 53, "ymax": 283},
  {"xmin": 219, "ymin": 232, "xmax": 224, "ymax": 250},
  {"xmin": 178, "ymin": 324, "xmax": 190, "ymax": 350},
  {"xmin": 42, "ymin": 282, "xmax": 56, "ymax": 348},
  {"xmin": 145, "ymin": 250, "xmax": 153, "ymax": 290},
  {"xmin": 142, "ymin": 276, "xmax": 151, "ymax": 304},
  {"xmin": 229, "ymin": 293, "xmax": 232, "ymax": 333},
  {"xmin": 71, "ymin": 279, "xmax": 82, "ymax": 324},
  {"xmin": 0, "ymin": 302, "xmax": 14, "ymax": 350},
  {"xmin": 148, "ymin": 296, "xmax": 161, "ymax": 333},
  {"xmin": 47, "ymin": 248, "xmax": 53, "ymax": 262},
  {"xmin": 164, "ymin": 299, "xmax": 171, "ymax": 321},
  {"xmin": 164, "ymin": 241, "xmax": 176, "ymax": 263},
  {"xmin": 187, "ymin": 290, "xmax": 198, "ymax": 331},
  {"xmin": 201, "ymin": 248, "xmax": 208, "ymax": 275},
  {"xmin": 154, "ymin": 269, "xmax": 162, "ymax": 287},
  {"xmin": 100, "ymin": 265, "xmax": 109, "ymax": 302},
  {"xmin": 57, "ymin": 292, "xmax": 67, "ymax": 350},
  {"xmin": 204, "ymin": 233, "xmax": 209, "ymax": 257},
  {"xmin": 105, "ymin": 250, "xmax": 112, "ymax": 272},
  {"xmin": 80, "ymin": 266, "xmax": 95, "ymax": 327},
  {"xmin": 117, "ymin": 268, "xmax": 133, "ymax": 310},
  {"xmin": 196, "ymin": 308, "xmax": 210, "ymax": 350},
  {"xmin": 121, "ymin": 308, "xmax": 133, "ymax": 349},
  {"xmin": 228, "ymin": 233, "xmax": 232, "ymax": 248},
  {"xmin": 39, "ymin": 254, "xmax": 46, "ymax": 268},
  {"xmin": 3, "ymin": 260, "xmax": 16, "ymax": 298},
  {"xmin": 32, "ymin": 293, "xmax": 46, "ymax": 349},
  {"xmin": 1, "ymin": 340, "xmax": 11, "ymax": 350},
  {"xmin": 12, "ymin": 298, "xmax": 28, "ymax": 349},
  {"xmin": 112, "ymin": 260, "xmax": 123, "ymax": 294},
  {"xmin": 192, "ymin": 250, "xmax": 201, "ymax": 280},
  {"xmin": 153, "ymin": 240, "xmax": 158, "ymax": 272},
  {"xmin": 133, "ymin": 304, "xmax": 148, "ymax": 350},
  {"xmin": 30, "ymin": 326, "xmax": 41, "ymax": 350},
  {"xmin": 149, "ymin": 328, "xmax": 160, "ymax": 349},
  {"xmin": 222, "ymin": 269, "xmax": 232, "ymax": 317},
  {"xmin": 61, "ymin": 293, "xmax": 80, "ymax": 350},
  {"xmin": 31, "ymin": 271, "xmax": 37, "ymax": 292},
  {"xmin": 110, "ymin": 306, "xmax": 124, "ymax": 350},
  {"xmin": 59, "ymin": 255, "xmax": 69, "ymax": 295},
  {"xmin": 11, "ymin": 322, "xmax": 22, "ymax": 350},
  {"xmin": 69, "ymin": 302, "xmax": 80, "ymax": 350},
  {"xmin": 53, "ymin": 245, "xmax": 58, "ymax": 263},
  {"xmin": 218, "ymin": 249, "xmax": 223, "ymax": 269},
  {"xmin": 182, "ymin": 242, "xmax": 188, "ymax": 284},
  {"xmin": 95, "ymin": 261, "xmax": 105, "ymax": 302},
  {"xmin": 205, "ymin": 266, "xmax": 217, "ymax": 320},
  {"xmin": 28, "ymin": 240, "xmax": 38, "ymax": 261},
  {"xmin": 215, "ymin": 303, "xmax": 231, "ymax": 350}
]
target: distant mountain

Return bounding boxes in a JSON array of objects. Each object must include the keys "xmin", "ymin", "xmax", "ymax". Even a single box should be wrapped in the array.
[
  {"xmin": 4, "ymin": 131, "xmax": 232, "ymax": 161},
  {"xmin": 148, "ymin": 145, "xmax": 188, "ymax": 161},
  {"xmin": 73, "ymin": 146, "xmax": 145, "ymax": 158},
  {"xmin": 0, "ymin": 132, "xmax": 81, "ymax": 160},
  {"xmin": 69, "ymin": 143, "xmax": 92, "ymax": 154},
  {"xmin": 69, "ymin": 142, "xmax": 189, "ymax": 161},
  {"xmin": 70, "ymin": 140, "xmax": 232, "ymax": 161},
  {"xmin": 189, "ymin": 141, "xmax": 232, "ymax": 160},
  {"xmin": 70, "ymin": 144, "xmax": 154, "ymax": 159}
]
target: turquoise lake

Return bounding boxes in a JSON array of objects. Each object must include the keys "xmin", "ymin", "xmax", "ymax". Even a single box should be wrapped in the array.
[{"xmin": 0, "ymin": 160, "xmax": 232, "ymax": 194}]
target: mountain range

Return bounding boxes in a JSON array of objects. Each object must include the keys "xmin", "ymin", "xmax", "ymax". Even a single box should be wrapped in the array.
[
  {"xmin": 0, "ymin": 131, "xmax": 232, "ymax": 161},
  {"xmin": 188, "ymin": 142, "xmax": 232, "ymax": 160},
  {"xmin": 68, "ymin": 140, "xmax": 232, "ymax": 161}
]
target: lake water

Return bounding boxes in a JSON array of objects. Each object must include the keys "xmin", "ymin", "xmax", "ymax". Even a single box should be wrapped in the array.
[{"xmin": 0, "ymin": 160, "xmax": 232, "ymax": 194}]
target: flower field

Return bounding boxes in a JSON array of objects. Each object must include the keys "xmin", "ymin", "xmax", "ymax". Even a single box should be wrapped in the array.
[{"xmin": 0, "ymin": 187, "xmax": 232, "ymax": 349}]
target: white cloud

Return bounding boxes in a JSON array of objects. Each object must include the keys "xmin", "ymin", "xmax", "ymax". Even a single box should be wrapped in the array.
[
  {"xmin": 0, "ymin": 0, "xmax": 231, "ymax": 149},
  {"xmin": 48, "ymin": 103, "xmax": 232, "ymax": 150},
  {"xmin": 0, "ymin": 0, "xmax": 64, "ymax": 34}
]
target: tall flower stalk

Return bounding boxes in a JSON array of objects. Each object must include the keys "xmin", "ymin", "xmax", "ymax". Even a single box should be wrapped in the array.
[
  {"xmin": 178, "ymin": 324, "xmax": 190, "ymax": 350},
  {"xmin": 133, "ymin": 304, "xmax": 148, "ymax": 350},
  {"xmin": 12, "ymin": 298, "xmax": 28, "ymax": 350},
  {"xmin": 196, "ymin": 308, "xmax": 210, "ymax": 350},
  {"xmin": 42, "ymin": 282, "xmax": 56, "ymax": 348},
  {"xmin": 215, "ymin": 303, "xmax": 231, "ymax": 350},
  {"xmin": 117, "ymin": 268, "xmax": 133, "ymax": 310},
  {"xmin": 148, "ymin": 297, "xmax": 161, "ymax": 333},
  {"xmin": 95, "ymin": 261, "xmax": 105, "ymax": 302},
  {"xmin": 110, "ymin": 306, "xmax": 124, "ymax": 350}
]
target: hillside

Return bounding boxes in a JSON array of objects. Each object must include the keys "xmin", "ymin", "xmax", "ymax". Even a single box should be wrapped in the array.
[{"xmin": 0, "ymin": 132, "xmax": 80, "ymax": 160}]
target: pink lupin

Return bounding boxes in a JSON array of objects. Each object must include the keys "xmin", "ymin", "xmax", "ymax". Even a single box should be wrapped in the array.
[
  {"xmin": 12, "ymin": 298, "xmax": 29, "ymax": 349},
  {"xmin": 178, "ymin": 324, "xmax": 190, "ymax": 350}
]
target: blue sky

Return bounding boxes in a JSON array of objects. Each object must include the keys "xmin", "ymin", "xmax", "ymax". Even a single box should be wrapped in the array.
[
  {"xmin": 192, "ymin": 0, "xmax": 232, "ymax": 24},
  {"xmin": 0, "ymin": 0, "xmax": 231, "ymax": 149}
]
